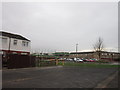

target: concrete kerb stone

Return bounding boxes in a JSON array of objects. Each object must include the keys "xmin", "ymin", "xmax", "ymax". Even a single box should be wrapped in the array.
[{"xmin": 2, "ymin": 65, "xmax": 63, "ymax": 71}]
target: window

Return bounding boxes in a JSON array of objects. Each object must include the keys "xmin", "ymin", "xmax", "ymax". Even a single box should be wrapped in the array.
[
  {"xmin": 22, "ymin": 41, "xmax": 26, "ymax": 46},
  {"xmin": 2, "ymin": 37, "xmax": 7, "ymax": 43},
  {"xmin": 22, "ymin": 41, "xmax": 29, "ymax": 47},
  {"xmin": 26, "ymin": 42, "xmax": 29, "ymax": 47},
  {"xmin": 104, "ymin": 53, "xmax": 107, "ymax": 55},
  {"xmin": 13, "ymin": 40, "xmax": 17, "ymax": 45},
  {"xmin": 101, "ymin": 53, "xmax": 104, "ymax": 55}
]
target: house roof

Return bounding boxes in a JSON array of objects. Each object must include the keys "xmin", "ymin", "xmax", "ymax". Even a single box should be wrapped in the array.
[{"xmin": 0, "ymin": 31, "xmax": 30, "ymax": 41}]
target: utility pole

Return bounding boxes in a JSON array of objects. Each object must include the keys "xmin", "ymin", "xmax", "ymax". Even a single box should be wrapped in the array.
[
  {"xmin": 76, "ymin": 44, "xmax": 78, "ymax": 59},
  {"xmin": 76, "ymin": 44, "xmax": 78, "ymax": 53}
]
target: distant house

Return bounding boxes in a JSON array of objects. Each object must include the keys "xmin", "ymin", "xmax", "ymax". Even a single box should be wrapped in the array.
[{"xmin": 0, "ymin": 31, "xmax": 31, "ymax": 55}]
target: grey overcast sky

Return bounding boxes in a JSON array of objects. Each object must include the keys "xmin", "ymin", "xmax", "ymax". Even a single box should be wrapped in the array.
[{"xmin": 2, "ymin": 2, "xmax": 118, "ymax": 52}]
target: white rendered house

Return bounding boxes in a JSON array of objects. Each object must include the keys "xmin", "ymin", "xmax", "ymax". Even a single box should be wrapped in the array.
[{"xmin": 0, "ymin": 31, "xmax": 31, "ymax": 55}]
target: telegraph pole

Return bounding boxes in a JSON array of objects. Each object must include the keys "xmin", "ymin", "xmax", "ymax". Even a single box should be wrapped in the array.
[
  {"xmin": 76, "ymin": 44, "xmax": 78, "ymax": 59},
  {"xmin": 76, "ymin": 44, "xmax": 78, "ymax": 53}
]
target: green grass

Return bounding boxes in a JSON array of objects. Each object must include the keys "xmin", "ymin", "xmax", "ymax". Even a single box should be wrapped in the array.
[{"xmin": 61, "ymin": 62, "xmax": 120, "ymax": 68}]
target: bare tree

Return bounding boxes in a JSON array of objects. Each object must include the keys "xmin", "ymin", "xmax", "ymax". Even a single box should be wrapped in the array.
[{"xmin": 94, "ymin": 37, "xmax": 104, "ymax": 60}]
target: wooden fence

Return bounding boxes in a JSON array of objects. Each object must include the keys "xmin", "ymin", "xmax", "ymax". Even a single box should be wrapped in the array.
[
  {"xmin": 35, "ymin": 57, "xmax": 56, "ymax": 67},
  {"xmin": 2, "ymin": 54, "xmax": 64, "ymax": 69},
  {"xmin": 7, "ymin": 54, "xmax": 35, "ymax": 69}
]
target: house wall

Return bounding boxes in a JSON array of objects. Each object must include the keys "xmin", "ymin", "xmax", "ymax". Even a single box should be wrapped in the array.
[
  {"xmin": 70, "ymin": 53, "xmax": 95, "ymax": 59},
  {"xmin": 0, "ymin": 36, "xmax": 31, "ymax": 53},
  {"xmin": 101, "ymin": 52, "xmax": 120, "ymax": 60},
  {"xmin": 0, "ymin": 36, "xmax": 9, "ymax": 50},
  {"xmin": 10, "ymin": 38, "xmax": 31, "ymax": 52}
]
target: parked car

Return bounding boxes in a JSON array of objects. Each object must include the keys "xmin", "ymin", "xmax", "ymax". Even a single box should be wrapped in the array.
[
  {"xmin": 66, "ymin": 58, "xmax": 73, "ymax": 61},
  {"xmin": 91, "ymin": 58, "xmax": 98, "ymax": 61},
  {"xmin": 86, "ymin": 59, "xmax": 98, "ymax": 62},
  {"xmin": 80, "ymin": 58, "xmax": 98, "ymax": 62},
  {"xmin": 85, "ymin": 59, "xmax": 91, "ymax": 62},
  {"xmin": 89, "ymin": 59, "xmax": 95, "ymax": 62},
  {"xmin": 81, "ymin": 58, "xmax": 88, "ymax": 62},
  {"xmin": 74, "ymin": 58, "xmax": 83, "ymax": 62},
  {"xmin": 89, "ymin": 58, "xmax": 98, "ymax": 62},
  {"xmin": 76, "ymin": 59, "xmax": 83, "ymax": 62}
]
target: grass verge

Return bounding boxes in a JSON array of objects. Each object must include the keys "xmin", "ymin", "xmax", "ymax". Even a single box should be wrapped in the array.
[{"xmin": 60, "ymin": 62, "xmax": 120, "ymax": 68}]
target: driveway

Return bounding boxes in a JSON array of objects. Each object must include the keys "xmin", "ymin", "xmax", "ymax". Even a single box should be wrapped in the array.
[{"xmin": 2, "ymin": 66, "xmax": 118, "ymax": 88}]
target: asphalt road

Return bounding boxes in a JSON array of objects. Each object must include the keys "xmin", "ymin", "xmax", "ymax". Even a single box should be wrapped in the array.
[
  {"xmin": 106, "ymin": 72, "xmax": 119, "ymax": 88},
  {"xmin": 2, "ymin": 66, "xmax": 118, "ymax": 88}
]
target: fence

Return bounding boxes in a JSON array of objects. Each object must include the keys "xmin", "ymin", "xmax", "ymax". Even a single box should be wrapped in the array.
[
  {"xmin": 2, "ymin": 54, "xmax": 64, "ymax": 69},
  {"xmin": 7, "ymin": 54, "xmax": 35, "ymax": 69},
  {"xmin": 35, "ymin": 57, "xmax": 56, "ymax": 67}
]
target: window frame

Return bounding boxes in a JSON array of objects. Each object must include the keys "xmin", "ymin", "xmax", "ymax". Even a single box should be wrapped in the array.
[
  {"xmin": 13, "ymin": 39, "xmax": 18, "ymax": 45},
  {"xmin": 22, "ymin": 41, "xmax": 29, "ymax": 47}
]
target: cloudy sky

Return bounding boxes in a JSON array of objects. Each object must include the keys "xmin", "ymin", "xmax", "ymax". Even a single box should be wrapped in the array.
[{"xmin": 2, "ymin": 2, "xmax": 118, "ymax": 52}]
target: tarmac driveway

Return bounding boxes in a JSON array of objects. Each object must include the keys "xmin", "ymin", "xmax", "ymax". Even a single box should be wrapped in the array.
[{"xmin": 2, "ymin": 66, "xmax": 118, "ymax": 88}]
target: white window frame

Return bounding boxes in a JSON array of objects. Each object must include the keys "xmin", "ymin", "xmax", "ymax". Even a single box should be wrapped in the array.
[
  {"xmin": 22, "ymin": 41, "xmax": 29, "ymax": 47},
  {"xmin": 13, "ymin": 40, "xmax": 17, "ymax": 45}
]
